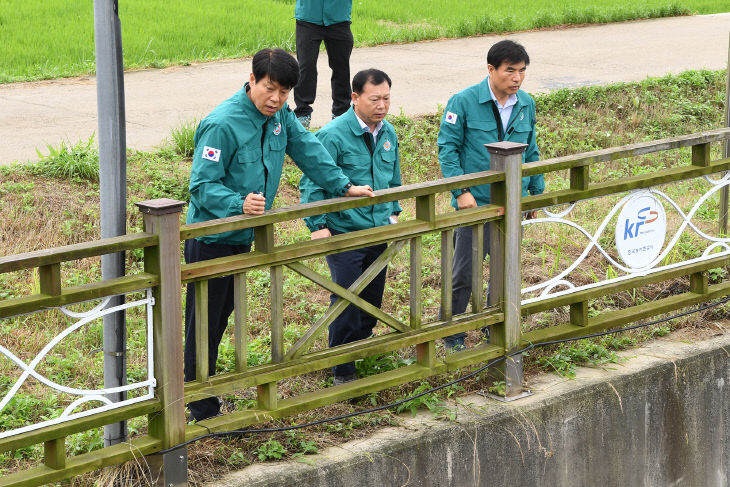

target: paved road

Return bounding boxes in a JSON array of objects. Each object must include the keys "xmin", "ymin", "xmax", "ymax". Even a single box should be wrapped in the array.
[{"xmin": 0, "ymin": 14, "xmax": 728, "ymax": 166}]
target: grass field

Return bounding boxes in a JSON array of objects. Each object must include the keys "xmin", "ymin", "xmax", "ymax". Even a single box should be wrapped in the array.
[
  {"xmin": 0, "ymin": 69, "xmax": 728, "ymax": 484},
  {"xmin": 0, "ymin": 0, "xmax": 727, "ymax": 83}
]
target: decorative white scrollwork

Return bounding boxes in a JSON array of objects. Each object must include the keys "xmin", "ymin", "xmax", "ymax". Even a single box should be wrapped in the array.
[
  {"xmin": 522, "ymin": 179, "xmax": 730, "ymax": 305},
  {"xmin": 0, "ymin": 290, "xmax": 155, "ymax": 439}
]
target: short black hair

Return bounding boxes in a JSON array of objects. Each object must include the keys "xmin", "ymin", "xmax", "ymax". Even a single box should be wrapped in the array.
[
  {"xmin": 251, "ymin": 48, "xmax": 300, "ymax": 89},
  {"xmin": 487, "ymin": 40, "xmax": 530, "ymax": 70},
  {"xmin": 352, "ymin": 68, "xmax": 392, "ymax": 95}
]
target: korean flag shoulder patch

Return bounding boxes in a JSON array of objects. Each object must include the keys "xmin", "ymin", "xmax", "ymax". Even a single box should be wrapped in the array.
[
  {"xmin": 445, "ymin": 111, "xmax": 458, "ymax": 125},
  {"xmin": 202, "ymin": 146, "xmax": 221, "ymax": 162}
]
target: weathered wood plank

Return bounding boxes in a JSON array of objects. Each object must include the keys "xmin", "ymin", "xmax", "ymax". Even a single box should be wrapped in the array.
[
  {"xmin": 181, "ymin": 207, "xmax": 504, "ymax": 284},
  {"xmin": 522, "ymin": 280, "xmax": 730, "ymax": 345},
  {"xmin": 0, "ymin": 399, "xmax": 160, "ymax": 454},
  {"xmin": 0, "ymin": 436, "xmax": 161, "ymax": 487},
  {"xmin": 0, "ymin": 273, "xmax": 159, "ymax": 320},
  {"xmin": 0, "ymin": 233, "xmax": 157, "ymax": 274},
  {"xmin": 180, "ymin": 171, "xmax": 504, "ymax": 240},
  {"xmin": 38, "ymin": 263, "xmax": 61, "ymax": 296},
  {"xmin": 186, "ymin": 342, "xmax": 503, "ymax": 436},
  {"xmin": 524, "ymin": 157, "xmax": 730, "ymax": 211},
  {"xmin": 234, "ymin": 273, "xmax": 248, "ymax": 372},
  {"xmin": 284, "ymin": 240, "xmax": 409, "ymax": 360},
  {"xmin": 440, "ymin": 229, "xmax": 454, "ymax": 321},
  {"xmin": 522, "ymin": 128, "xmax": 730, "ymax": 177},
  {"xmin": 522, "ymin": 253, "xmax": 730, "ymax": 315},
  {"xmin": 184, "ymin": 309, "xmax": 503, "ymax": 402}
]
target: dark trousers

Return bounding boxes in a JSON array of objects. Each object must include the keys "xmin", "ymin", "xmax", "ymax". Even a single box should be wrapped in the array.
[
  {"xmin": 445, "ymin": 223, "xmax": 491, "ymax": 341},
  {"xmin": 294, "ymin": 20, "xmax": 353, "ymax": 118},
  {"xmin": 326, "ymin": 243, "xmax": 388, "ymax": 377},
  {"xmin": 183, "ymin": 238, "xmax": 251, "ymax": 421}
]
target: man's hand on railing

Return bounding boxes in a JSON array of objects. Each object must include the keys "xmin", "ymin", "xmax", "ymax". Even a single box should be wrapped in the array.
[
  {"xmin": 311, "ymin": 228, "xmax": 332, "ymax": 239},
  {"xmin": 243, "ymin": 192, "xmax": 266, "ymax": 215},
  {"xmin": 346, "ymin": 185, "xmax": 375, "ymax": 197},
  {"xmin": 456, "ymin": 191, "xmax": 477, "ymax": 209}
]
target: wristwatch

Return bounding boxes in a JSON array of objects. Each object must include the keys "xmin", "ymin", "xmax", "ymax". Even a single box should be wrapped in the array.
[
  {"xmin": 317, "ymin": 224, "xmax": 328, "ymax": 230},
  {"xmin": 458, "ymin": 188, "xmax": 471, "ymax": 195},
  {"xmin": 342, "ymin": 182, "xmax": 353, "ymax": 194}
]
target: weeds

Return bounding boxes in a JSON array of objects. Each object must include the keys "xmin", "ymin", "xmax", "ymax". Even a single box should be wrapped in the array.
[{"xmin": 30, "ymin": 136, "xmax": 99, "ymax": 181}]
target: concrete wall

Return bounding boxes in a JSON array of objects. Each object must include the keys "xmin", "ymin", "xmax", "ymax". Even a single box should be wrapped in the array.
[{"xmin": 215, "ymin": 333, "xmax": 730, "ymax": 487}]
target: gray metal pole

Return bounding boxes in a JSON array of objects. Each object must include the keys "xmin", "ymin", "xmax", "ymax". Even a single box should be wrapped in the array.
[
  {"xmin": 94, "ymin": 0, "xmax": 128, "ymax": 446},
  {"xmin": 720, "ymin": 32, "xmax": 729, "ymax": 236}
]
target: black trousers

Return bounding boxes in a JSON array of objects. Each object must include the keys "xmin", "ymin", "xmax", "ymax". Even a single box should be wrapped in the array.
[
  {"xmin": 325, "ymin": 242, "xmax": 388, "ymax": 377},
  {"xmin": 183, "ymin": 238, "xmax": 251, "ymax": 421},
  {"xmin": 294, "ymin": 20, "xmax": 353, "ymax": 118}
]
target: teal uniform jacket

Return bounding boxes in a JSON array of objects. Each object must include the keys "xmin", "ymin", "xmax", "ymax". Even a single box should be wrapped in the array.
[
  {"xmin": 300, "ymin": 107, "xmax": 402, "ymax": 233},
  {"xmin": 295, "ymin": 0, "xmax": 352, "ymax": 26},
  {"xmin": 187, "ymin": 83, "xmax": 351, "ymax": 245},
  {"xmin": 437, "ymin": 77, "xmax": 544, "ymax": 209}
]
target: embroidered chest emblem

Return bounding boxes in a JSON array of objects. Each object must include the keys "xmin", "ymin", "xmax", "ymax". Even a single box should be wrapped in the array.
[
  {"xmin": 273, "ymin": 123, "xmax": 282, "ymax": 136},
  {"xmin": 383, "ymin": 140, "xmax": 391, "ymax": 151}
]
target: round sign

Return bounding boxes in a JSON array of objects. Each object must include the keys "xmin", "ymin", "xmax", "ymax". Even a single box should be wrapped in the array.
[{"xmin": 615, "ymin": 192, "xmax": 666, "ymax": 269}]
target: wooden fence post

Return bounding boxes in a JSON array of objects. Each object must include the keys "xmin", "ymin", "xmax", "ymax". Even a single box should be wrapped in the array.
[
  {"xmin": 486, "ymin": 142, "xmax": 527, "ymax": 398},
  {"xmin": 136, "ymin": 198, "xmax": 187, "ymax": 487}
]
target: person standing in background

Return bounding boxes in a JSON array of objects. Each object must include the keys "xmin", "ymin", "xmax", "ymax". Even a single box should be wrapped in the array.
[{"xmin": 293, "ymin": 0, "xmax": 354, "ymax": 129}]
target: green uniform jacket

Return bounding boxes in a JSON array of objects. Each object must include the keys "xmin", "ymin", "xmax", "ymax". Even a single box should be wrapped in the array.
[
  {"xmin": 437, "ymin": 77, "xmax": 544, "ymax": 209},
  {"xmin": 300, "ymin": 107, "xmax": 402, "ymax": 233},
  {"xmin": 187, "ymin": 84, "xmax": 350, "ymax": 245},
  {"xmin": 295, "ymin": 0, "xmax": 352, "ymax": 26}
]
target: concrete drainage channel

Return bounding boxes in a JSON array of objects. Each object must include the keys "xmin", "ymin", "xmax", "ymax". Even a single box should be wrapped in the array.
[{"xmin": 214, "ymin": 332, "xmax": 730, "ymax": 487}]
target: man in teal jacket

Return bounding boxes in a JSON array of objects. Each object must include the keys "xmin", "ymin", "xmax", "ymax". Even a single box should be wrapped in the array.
[
  {"xmin": 293, "ymin": 0, "xmax": 353, "ymax": 127},
  {"xmin": 437, "ymin": 40, "xmax": 544, "ymax": 351},
  {"xmin": 185, "ymin": 48, "xmax": 373, "ymax": 421},
  {"xmin": 300, "ymin": 69, "xmax": 401, "ymax": 385}
]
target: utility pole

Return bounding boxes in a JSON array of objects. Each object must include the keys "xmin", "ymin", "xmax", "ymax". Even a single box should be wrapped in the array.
[
  {"xmin": 720, "ymin": 32, "xmax": 730, "ymax": 236},
  {"xmin": 94, "ymin": 0, "xmax": 128, "ymax": 447}
]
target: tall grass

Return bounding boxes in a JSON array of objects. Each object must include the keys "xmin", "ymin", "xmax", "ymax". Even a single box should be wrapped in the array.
[{"xmin": 1, "ymin": 0, "xmax": 726, "ymax": 83}]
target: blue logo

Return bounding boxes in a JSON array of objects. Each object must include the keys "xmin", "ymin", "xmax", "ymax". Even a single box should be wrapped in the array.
[{"xmin": 623, "ymin": 207, "xmax": 659, "ymax": 240}]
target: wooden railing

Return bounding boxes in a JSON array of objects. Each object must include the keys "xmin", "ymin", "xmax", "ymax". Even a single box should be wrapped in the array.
[{"xmin": 1, "ymin": 128, "xmax": 730, "ymax": 486}]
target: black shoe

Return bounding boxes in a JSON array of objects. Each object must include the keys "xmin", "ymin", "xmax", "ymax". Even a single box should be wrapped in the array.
[
  {"xmin": 332, "ymin": 373, "xmax": 357, "ymax": 386},
  {"xmin": 187, "ymin": 397, "xmax": 222, "ymax": 423}
]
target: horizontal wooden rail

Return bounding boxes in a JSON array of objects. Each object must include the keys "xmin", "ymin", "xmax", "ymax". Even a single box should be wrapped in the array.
[
  {"xmin": 0, "ymin": 233, "xmax": 158, "ymax": 274},
  {"xmin": 0, "ymin": 436, "xmax": 161, "ymax": 487},
  {"xmin": 522, "ymin": 280, "xmax": 730, "ymax": 346},
  {"xmin": 524, "ymin": 157, "xmax": 730, "ymax": 211},
  {"xmin": 180, "ymin": 170, "xmax": 504, "ymax": 240},
  {"xmin": 523, "ymin": 253, "xmax": 730, "ymax": 316},
  {"xmin": 0, "ymin": 399, "xmax": 161, "ymax": 454},
  {"xmin": 185, "ymin": 341, "xmax": 505, "ymax": 439},
  {"xmin": 181, "ymin": 205, "xmax": 503, "ymax": 283},
  {"xmin": 0, "ymin": 273, "xmax": 159, "ymax": 319},
  {"xmin": 184, "ymin": 308, "xmax": 503, "ymax": 403},
  {"xmin": 522, "ymin": 127, "xmax": 730, "ymax": 177}
]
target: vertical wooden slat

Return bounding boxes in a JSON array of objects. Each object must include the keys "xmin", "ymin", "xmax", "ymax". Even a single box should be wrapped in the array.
[
  {"xmin": 270, "ymin": 266, "xmax": 284, "ymax": 363},
  {"xmin": 570, "ymin": 301, "xmax": 589, "ymax": 327},
  {"xmin": 194, "ymin": 280, "xmax": 209, "ymax": 382},
  {"xmin": 470, "ymin": 223, "xmax": 484, "ymax": 313},
  {"xmin": 233, "ymin": 272, "xmax": 248, "ymax": 372},
  {"xmin": 43, "ymin": 437, "xmax": 65, "ymax": 470},
  {"xmin": 38, "ymin": 263, "xmax": 62, "ymax": 296},
  {"xmin": 570, "ymin": 165, "xmax": 590, "ymax": 191},
  {"xmin": 254, "ymin": 223, "xmax": 281, "ymax": 408},
  {"xmin": 692, "ymin": 143, "xmax": 710, "ymax": 167},
  {"xmin": 690, "ymin": 271, "xmax": 709, "ymax": 295},
  {"xmin": 415, "ymin": 194, "xmax": 436, "ymax": 223},
  {"xmin": 410, "ymin": 237, "xmax": 422, "ymax": 329},
  {"xmin": 257, "ymin": 383, "xmax": 277, "ymax": 410},
  {"xmin": 440, "ymin": 229, "xmax": 454, "ymax": 321}
]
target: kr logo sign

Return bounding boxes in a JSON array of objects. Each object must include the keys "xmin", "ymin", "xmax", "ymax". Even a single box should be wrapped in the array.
[{"xmin": 615, "ymin": 191, "xmax": 666, "ymax": 269}]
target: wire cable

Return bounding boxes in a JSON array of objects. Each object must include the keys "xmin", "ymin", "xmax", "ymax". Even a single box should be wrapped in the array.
[{"xmin": 154, "ymin": 295, "xmax": 730, "ymax": 455}]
